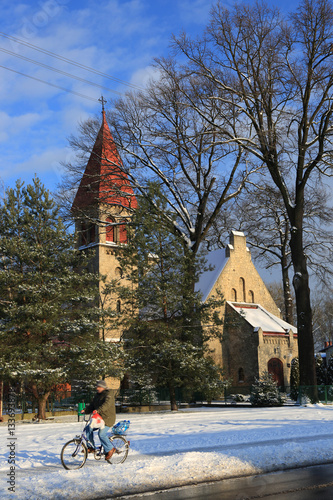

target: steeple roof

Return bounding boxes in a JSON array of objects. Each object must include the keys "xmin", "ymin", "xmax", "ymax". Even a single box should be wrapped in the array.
[{"xmin": 72, "ymin": 111, "xmax": 137, "ymax": 212}]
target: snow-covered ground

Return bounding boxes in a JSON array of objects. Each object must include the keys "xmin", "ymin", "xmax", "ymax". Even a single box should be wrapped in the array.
[{"xmin": 2, "ymin": 405, "xmax": 333, "ymax": 499}]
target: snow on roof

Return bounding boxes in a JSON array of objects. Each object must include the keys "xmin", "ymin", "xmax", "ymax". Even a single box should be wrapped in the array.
[
  {"xmin": 195, "ymin": 249, "xmax": 228, "ymax": 302},
  {"xmin": 227, "ymin": 301, "xmax": 297, "ymax": 334}
]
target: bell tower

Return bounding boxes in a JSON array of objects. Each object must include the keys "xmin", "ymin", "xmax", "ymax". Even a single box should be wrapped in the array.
[{"xmin": 72, "ymin": 99, "xmax": 137, "ymax": 342}]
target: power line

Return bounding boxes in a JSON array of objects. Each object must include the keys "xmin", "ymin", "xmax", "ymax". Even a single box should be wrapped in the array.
[
  {"xmin": 0, "ymin": 31, "xmax": 144, "ymax": 91},
  {"xmin": 0, "ymin": 47, "xmax": 123, "ymax": 96},
  {"xmin": 0, "ymin": 64, "xmax": 99, "ymax": 103}
]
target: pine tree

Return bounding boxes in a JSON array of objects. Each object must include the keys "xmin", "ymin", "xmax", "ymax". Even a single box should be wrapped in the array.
[
  {"xmin": 315, "ymin": 354, "xmax": 326, "ymax": 386},
  {"xmin": 290, "ymin": 357, "xmax": 300, "ymax": 401},
  {"xmin": 327, "ymin": 355, "xmax": 333, "ymax": 386},
  {"xmin": 115, "ymin": 183, "xmax": 225, "ymax": 410},
  {"xmin": 250, "ymin": 372, "xmax": 283, "ymax": 407},
  {"xmin": 0, "ymin": 178, "xmax": 122, "ymax": 419}
]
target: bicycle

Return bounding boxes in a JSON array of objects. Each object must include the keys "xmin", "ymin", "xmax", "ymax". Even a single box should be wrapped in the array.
[{"xmin": 60, "ymin": 415, "xmax": 130, "ymax": 470}]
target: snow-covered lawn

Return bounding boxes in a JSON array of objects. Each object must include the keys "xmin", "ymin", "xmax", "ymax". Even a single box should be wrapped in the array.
[{"xmin": 2, "ymin": 405, "xmax": 333, "ymax": 499}]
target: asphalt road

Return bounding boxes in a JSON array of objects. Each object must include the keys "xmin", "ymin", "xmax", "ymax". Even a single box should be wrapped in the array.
[{"xmin": 115, "ymin": 463, "xmax": 333, "ymax": 500}]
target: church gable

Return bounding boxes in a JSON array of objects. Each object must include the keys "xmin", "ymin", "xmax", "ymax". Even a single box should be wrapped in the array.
[{"xmin": 200, "ymin": 231, "xmax": 281, "ymax": 317}]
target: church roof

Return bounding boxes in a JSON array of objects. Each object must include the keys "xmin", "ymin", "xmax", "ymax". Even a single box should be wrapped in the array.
[
  {"xmin": 195, "ymin": 248, "xmax": 228, "ymax": 301},
  {"xmin": 227, "ymin": 302, "xmax": 297, "ymax": 334},
  {"xmin": 72, "ymin": 110, "xmax": 137, "ymax": 212}
]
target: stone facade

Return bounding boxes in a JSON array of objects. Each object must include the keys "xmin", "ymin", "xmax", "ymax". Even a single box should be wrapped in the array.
[{"xmin": 200, "ymin": 231, "xmax": 298, "ymax": 389}]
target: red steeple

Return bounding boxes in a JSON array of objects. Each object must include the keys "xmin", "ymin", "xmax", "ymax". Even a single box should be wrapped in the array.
[{"xmin": 72, "ymin": 110, "xmax": 137, "ymax": 212}]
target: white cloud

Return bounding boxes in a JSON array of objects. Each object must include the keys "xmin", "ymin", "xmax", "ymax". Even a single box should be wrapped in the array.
[
  {"xmin": 130, "ymin": 65, "xmax": 161, "ymax": 88},
  {"xmin": 1, "ymin": 146, "xmax": 70, "ymax": 186},
  {"xmin": 0, "ymin": 0, "xmax": 212, "ymax": 191},
  {"xmin": 0, "ymin": 111, "xmax": 42, "ymax": 142}
]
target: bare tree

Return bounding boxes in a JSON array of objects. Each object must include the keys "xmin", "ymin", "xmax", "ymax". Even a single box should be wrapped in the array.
[
  {"xmin": 234, "ymin": 180, "xmax": 294, "ymax": 323},
  {"xmin": 234, "ymin": 177, "xmax": 332, "ymax": 324},
  {"xmin": 172, "ymin": 0, "xmax": 333, "ymax": 389},
  {"xmin": 61, "ymin": 60, "xmax": 258, "ymax": 275},
  {"xmin": 312, "ymin": 291, "xmax": 333, "ymax": 350}
]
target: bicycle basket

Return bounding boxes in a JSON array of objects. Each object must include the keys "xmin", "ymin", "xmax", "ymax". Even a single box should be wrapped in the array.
[{"xmin": 111, "ymin": 420, "xmax": 130, "ymax": 435}]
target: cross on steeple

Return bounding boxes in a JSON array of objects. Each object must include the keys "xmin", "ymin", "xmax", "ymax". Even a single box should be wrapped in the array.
[{"xmin": 98, "ymin": 96, "xmax": 107, "ymax": 112}]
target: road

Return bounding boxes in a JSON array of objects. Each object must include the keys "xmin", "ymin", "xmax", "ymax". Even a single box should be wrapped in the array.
[{"xmin": 114, "ymin": 463, "xmax": 333, "ymax": 500}]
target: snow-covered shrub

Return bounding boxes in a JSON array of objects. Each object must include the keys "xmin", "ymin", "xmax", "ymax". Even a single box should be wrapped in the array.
[
  {"xmin": 250, "ymin": 372, "xmax": 284, "ymax": 407},
  {"xmin": 229, "ymin": 393, "xmax": 250, "ymax": 403},
  {"xmin": 300, "ymin": 395, "xmax": 312, "ymax": 406}
]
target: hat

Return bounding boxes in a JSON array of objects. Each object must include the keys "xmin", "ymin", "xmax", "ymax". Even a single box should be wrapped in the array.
[{"xmin": 96, "ymin": 380, "xmax": 107, "ymax": 389}]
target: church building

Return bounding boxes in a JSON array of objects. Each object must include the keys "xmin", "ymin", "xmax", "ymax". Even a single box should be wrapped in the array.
[
  {"xmin": 72, "ymin": 108, "xmax": 137, "ymax": 346},
  {"xmin": 72, "ymin": 109, "xmax": 298, "ymax": 391},
  {"xmin": 196, "ymin": 232, "xmax": 298, "ymax": 389}
]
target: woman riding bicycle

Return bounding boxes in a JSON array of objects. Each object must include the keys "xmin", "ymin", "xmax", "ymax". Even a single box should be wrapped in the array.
[{"xmin": 81, "ymin": 380, "xmax": 116, "ymax": 461}]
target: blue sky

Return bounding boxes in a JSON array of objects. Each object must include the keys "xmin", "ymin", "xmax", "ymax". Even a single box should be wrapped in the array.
[
  {"xmin": 0, "ymin": 0, "xmax": 297, "ymax": 283},
  {"xmin": 0, "ymin": 0, "xmax": 296, "ymax": 195},
  {"xmin": 0, "ymin": 0, "xmax": 217, "ymax": 193}
]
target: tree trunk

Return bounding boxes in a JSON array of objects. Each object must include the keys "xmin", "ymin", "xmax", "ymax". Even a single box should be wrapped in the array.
[
  {"xmin": 290, "ymin": 227, "xmax": 317, "ymax": 400},
  {"xmin": 36, "ymin": 394, "xmax": 50, "ymax": 420},
  {"xmin": 168, "ymin": 382, "xmax": 178, "ymax": 411},
  {"xmin": 281, "ymin": 254, "xmax": 293, "ymax": 325},
  {"xmin": 31, "ymin": 384, "xmax": 51, "ymax": 420}
]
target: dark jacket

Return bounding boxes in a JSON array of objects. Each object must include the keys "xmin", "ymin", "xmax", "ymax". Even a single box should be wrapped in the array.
[{"xmin": 85, "ymin": 389, "xmax": 116, "ymax": 428}]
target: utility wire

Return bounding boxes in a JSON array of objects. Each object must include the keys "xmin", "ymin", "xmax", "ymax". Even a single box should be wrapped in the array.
[
  {"xmin": 0, "ymin": 64, "xmax": 99, "ymax": 103},
  {"xmin": 0, "ymin": 31, "xmax": 144, "ymax": 91},
  {"xmin": 0, "ymin": 47, "xmax": 123, "ymax": 96}
]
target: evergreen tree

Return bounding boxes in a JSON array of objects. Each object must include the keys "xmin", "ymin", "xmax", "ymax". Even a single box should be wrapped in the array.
[
  {"xmin": 115, "ymin": 184, "xmax": 225, "ymax": 410},
  {"xmin": 315, "ymin": 354, "xmax": 326, "ymax": 386},
  {"xmin": 327, "ymin": 356, "xmax": 333, "ymax": 386},
  {"xmin": 0, "ymin": 178, "xmax": 122, "ymax": 419},
  {"xmin": 250, "ymin": 372, "xmax": 284, "ymax": 407},
  {"xmin": 290, "ymin": 357, "xmax": 300, "ymax": 401}
]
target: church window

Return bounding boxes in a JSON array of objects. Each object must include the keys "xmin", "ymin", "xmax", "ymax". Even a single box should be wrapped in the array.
[
  {"xmin": 115, "ymin": 267, "xmax": 123, "ymax": 279},
  {"xmin": 116, "ymin": 300, "xmax": 121, "ymax": 313},
  {"xmin": 248, "ymin": 290, "xmax": 254, "ymax": 303},
  {"xmin": 106, "ymin": 217, "xmax": 116, "ymax": 242},
  {"xmin": 238, "ymin": 367, "xmax": 245, "ymax": 383},
  {"xmin": 231, "ymin": 288, "xmax": 237, "ymax": 301},
  {"xmin": 239, "ymin": 277, "xmax": 246, "ymax": 301},
  {"xmin": 80, "ymin": 221, "xmax": 96, "ymax": 246},
  {"xmin": 106, "ymin": 217, "xmax": 127, "ymax": 244}
]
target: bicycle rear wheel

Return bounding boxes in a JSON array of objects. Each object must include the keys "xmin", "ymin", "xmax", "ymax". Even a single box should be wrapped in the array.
[
  {"xmin": 61, "ymin": 439, "xmax": 87, "ymax": 470},
  {"xmin": 107, "ymin": 435, "xmax": 129, "ymax": 464}
]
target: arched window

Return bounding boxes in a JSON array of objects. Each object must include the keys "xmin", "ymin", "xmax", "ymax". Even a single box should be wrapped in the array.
[
  {"xmin": 106, "ymin": 217, "xmax": 115, "ymax": 242},
  {"xmin": 238, "ymin": 367, "xmax": 245, "ymax": 383},
  {"xmin": 116, "ymin": 300, "xmax": 121, "ymax": 313},
  {"xmin": 80, "ymin": 221, "xmax": 96, "ymax": 246},
  {"xmin": 106, "ymin": 218, "xmax": 127, "ymax": 244},
  {"xmin": 239, "ymin": 277, "xmax": 246, "ymax": 302},
  {"xmin": 231, "ymin": 288, "xmax": 237, "ymax": 301},
  {"xmin": 115, "ymin": 267, "xmax": 123, "ymax": 279},
  {"xmin": 248, "ymin": 290, "xmax": 254, "ymax": 303}
]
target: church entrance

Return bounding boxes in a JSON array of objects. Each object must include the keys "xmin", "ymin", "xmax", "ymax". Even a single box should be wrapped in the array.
[{"xmin": 268, "ymin": 358, "xmax": 284, "ymax": 388}]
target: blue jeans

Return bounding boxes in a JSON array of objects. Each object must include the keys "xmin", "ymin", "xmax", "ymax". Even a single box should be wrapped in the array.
[{"xmin": 85, "ymin": 425, "xmax": 113, "ymax": 453}]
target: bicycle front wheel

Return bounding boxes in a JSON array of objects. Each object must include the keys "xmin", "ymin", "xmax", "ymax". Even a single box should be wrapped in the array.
[
  {"xmin": 108, "ymin": 435, "xmax": 129, "ymax": 464},
  {"xmin": 61, "ymin": 439, "xmax": 87, "ymax": 470}
]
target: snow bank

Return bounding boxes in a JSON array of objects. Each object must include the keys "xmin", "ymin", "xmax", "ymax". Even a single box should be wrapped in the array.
[{"xmin": 2, "ymin": 406, "xmax": 333, "ymax": 499}]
